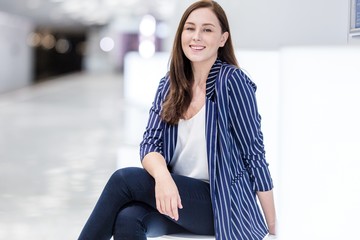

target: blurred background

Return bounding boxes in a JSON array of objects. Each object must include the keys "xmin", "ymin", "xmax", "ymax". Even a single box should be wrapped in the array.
[{"xmin": 0, "ymin": 0, "xmax": 360, "ymax": 239}]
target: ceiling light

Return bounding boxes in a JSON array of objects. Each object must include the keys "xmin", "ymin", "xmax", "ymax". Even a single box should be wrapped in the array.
[
  {"xmin": 139, "ymin": 40, "xmax": 155, "ymax": 58},
  {"xmin": 139, "ymin": 15, "xmax": 156, "ymax": 37},
  {"xmin": 100, "ymin": 37, "xmax": 115, "ymax": 52}
]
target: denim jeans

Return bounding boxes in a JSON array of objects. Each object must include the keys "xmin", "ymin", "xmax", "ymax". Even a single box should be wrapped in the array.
[{"xmin": 78, "ymin": 167, "xmax": 214, "ymax": 240}]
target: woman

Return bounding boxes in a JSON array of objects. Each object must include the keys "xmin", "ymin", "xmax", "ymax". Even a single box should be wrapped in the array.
[{"xmin": 78, "ymin": 0, "xmax": 276, "ymax": 239}]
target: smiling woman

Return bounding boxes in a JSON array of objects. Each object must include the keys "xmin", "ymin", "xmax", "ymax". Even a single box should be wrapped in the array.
[
  {"xmin": 78, "ymin": 1, "xmax": 276, "ymax": 240},
  {"xmin": 180, "ymin": 8, "xmax": 228, "ymax": 75},
  {"xmin": 177, "ymin": 7, "xmax": 229, "ymax": 120}
]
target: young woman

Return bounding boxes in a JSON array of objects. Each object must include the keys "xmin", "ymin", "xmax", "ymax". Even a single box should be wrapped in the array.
[{"xmin": 78, "ymin": 1, "xmax": 276, "ymax": 239}]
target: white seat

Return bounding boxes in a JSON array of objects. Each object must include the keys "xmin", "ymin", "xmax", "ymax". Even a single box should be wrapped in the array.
[
  {"xmin": 153, "ymin": 234, "xmax": 215, "ymax": 239},
  {"xmin": 153, "ymin": 233, "xmax": 276, "ymax": 239}
]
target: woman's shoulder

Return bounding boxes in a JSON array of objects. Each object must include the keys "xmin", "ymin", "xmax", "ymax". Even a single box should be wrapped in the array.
[
  {"xmin": 219, "ymin": 61, "xmax": 238, "ymax": 74},
  {"xmin": 159, "ymin": 72, "xmax": 170, "ymax": 84},
  {"xmin": 221, "ymin": 62, "xmax": 253, "ymax": 84},
  {"xmin": 219, "ymin": 62, "xmax": 257, "ymax": 91},
  {"xmin": 157, "ymin": 73, "xmax": 171, "ymax": 92}
]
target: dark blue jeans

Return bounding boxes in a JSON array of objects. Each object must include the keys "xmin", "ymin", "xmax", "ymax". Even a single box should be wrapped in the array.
[{"xmin": 78, "ymin": 167, "xmax": 214, "ymax": 240}]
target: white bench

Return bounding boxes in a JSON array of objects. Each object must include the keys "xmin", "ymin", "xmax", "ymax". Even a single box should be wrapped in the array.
[
  {"xmin": 153, "ymin": 233, "xmax": 276, "ymax": 239},
  {"xmin": 150, "ymin": 234, "xmax": 214, "ymax": 239}
]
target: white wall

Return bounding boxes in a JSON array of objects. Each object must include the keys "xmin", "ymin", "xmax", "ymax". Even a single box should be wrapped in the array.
[
  {"xmin": 0, "ymin": 12, "xmax": 33, "ymax": 93},
  {"xmin": 278, "ymin": 46, "xmax": 360, "ymax": 239},
  {"xmin": 278, "ymin": 0, "xmax": 348, "ymax": 46},
  {"xmin": 164, "ymin": 0, "xmax": 350, "ymax": 50}
]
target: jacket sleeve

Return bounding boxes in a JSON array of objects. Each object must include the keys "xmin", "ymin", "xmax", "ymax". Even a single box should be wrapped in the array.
[
  {"xmin": 139, "ymin": 76, "xmax": 168, "ymax": 161},
  {"xmin": 228, "ymin": 69, "xmax": 273, "ymax": 191}
]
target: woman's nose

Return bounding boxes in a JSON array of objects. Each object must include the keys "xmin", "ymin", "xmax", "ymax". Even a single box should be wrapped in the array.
[{"xmin": 192, "ymin": 30, "xmax": 201, "ymax": 41}]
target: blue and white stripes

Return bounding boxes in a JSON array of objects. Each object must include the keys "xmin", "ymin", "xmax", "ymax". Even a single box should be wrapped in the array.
[{"xmin": 140, "ymin": 59, "xmax": 273, "ymax": 240}]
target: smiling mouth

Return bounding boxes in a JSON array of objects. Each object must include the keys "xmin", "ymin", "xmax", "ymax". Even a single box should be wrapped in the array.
[{"xmin": 190, "ymin": 45, "xmax": 205, "ymax": 50}]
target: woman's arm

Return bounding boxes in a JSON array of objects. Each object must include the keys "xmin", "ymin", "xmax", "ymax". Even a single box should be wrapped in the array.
[
  {"xmin": 227, "ymin": 69, "xmax": 273, "ymax": 191},
  {"xmin": 140, "ymin": 76, "xmax": 182, "ymax": 220},
  {"xmin": 257, "ymin": 190, "xmax": 276, "ymax": 235},
  {"xmin": 226, "ymin": 69, "xmax": 276, "ymax": 233},
  {"xmin": 142, "ymin": 152, "xmax": 183, "ymax": 221}
]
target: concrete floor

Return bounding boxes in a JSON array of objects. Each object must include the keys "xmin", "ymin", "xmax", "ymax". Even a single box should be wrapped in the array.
[{"xmin": 0, "ymin": 72, "xmax": 148, "ymax": 239}]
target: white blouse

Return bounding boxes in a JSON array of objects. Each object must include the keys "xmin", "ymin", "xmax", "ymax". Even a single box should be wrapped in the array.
[{"xmin": 170, "ymin": 105, "xmax": 209, "ymax": 181}]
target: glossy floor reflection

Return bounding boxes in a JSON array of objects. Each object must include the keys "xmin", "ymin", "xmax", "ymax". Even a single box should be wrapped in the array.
[{"xmin": 0, "ymin": 73, "xmax": 148, "ymax": 239}]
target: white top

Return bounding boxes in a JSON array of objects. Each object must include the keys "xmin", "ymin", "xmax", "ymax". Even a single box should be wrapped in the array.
[{"xmin": 170, "ymin": 105, "xmax": 209, "ymax": 181}]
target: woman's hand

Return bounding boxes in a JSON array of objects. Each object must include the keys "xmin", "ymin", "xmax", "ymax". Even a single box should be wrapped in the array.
[
  {"xmin": 257, "ymin": 190, "xmax": 276, "ymax": 236},
  {"xmin": 154, "ymin": 173, "xmax": 183, "ymax": 220},
  {"xmin": 141, "ymin": 152, "xmax": 183, "ymax": 220},
  {"xmin": 268, "ymin": 222, "xmax": 276, "ymax": 236}
]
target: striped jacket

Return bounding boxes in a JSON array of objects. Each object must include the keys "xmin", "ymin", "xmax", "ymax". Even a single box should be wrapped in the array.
[{"xmin": 140, "ymin": 59, "xmax": 273, "ymax": 240}]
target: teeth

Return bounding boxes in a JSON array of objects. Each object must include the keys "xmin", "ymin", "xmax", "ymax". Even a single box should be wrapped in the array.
[{"xmin": 191, "ymin": 45, "xmax": 204, "ymax": 50}]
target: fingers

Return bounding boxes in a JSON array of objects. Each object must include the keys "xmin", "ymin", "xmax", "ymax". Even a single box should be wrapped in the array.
[
  {"xmin": 156, "ymin": 195, "xmax": 182, "ymax": 221},
  {"xmin": 154, "ymin": 176, "xmax": 182, "ymax": 220},
  {"xmin": 177, "ymin": 195, "xmax": 183, "ymax": 209},
  {"xmin": 170, "ymin": 197, "xmax": 179, "ymax": 220},
  {"xmin": 156, "ymin": 199, "xmax": 164, "ymax": 214}
]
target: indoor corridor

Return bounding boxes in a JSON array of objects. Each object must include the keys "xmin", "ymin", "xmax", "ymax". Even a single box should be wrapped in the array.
[
  {"xmin": 1, "ymin": 0, "xmax": 360, "ymax": 239},
  {"xmin": 0, "ymin": 73, "xmax": 147, "ymax": 239}
]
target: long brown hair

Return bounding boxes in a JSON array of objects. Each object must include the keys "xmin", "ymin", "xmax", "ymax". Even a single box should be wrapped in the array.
[{"xmin": 161, "ymin": 0, "xmax": 238, "ymax": 125}]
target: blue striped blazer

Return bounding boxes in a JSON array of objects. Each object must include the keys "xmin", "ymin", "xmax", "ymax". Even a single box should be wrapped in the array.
[{"xmin": 140, "ymin": 59, "xmax": 273, "ymax": 240}]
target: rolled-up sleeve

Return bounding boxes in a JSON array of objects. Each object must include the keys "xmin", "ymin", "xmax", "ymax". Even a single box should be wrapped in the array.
[
  {"xmin": 139, "ymin": 76, "xmax": 168, "ymax": 161},
  {"xmin": 228, "ymin": 69, "xmax": 273, "ymax": 191}
]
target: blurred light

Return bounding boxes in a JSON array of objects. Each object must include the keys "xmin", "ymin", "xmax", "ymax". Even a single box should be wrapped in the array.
[
  {"xmin": 138, "ymin": 40, "xmax": 155, "ymax": 58},
  {"xmin": 139, "ymin": 15, "xmax": 156, "ymax": 37},
  {"xmin": 156, "ymin": 22, "xmax": 169, "ymax": 39},
  {"xmin": 100, "ymin": 37, "xmax": 114, "ymax": 52},
  {"xmin": 41, "ymin": 34, "xmax": 56, "ymax": 50},
  {"xmin": 55, "ymin": 39, "xmax": 71, "ymax": 53},
  {"xmin": 26, "ymin": 32, "xmax": 42, "ymax": 47}
]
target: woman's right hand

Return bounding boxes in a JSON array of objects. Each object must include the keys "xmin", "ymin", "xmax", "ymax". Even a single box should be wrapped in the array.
[
  {"xmin": 154, "ymin": 172, "xmax": 183, "ymax": 221},
  {"xmin": 141, "ymin": 152, "xmax": 183, "ymax": 220}
]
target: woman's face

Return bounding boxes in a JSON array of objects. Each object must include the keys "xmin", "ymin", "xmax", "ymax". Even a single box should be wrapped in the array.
[{"xmin": 181, "ymin": 7, "xmax": 228, "ymax": 66}]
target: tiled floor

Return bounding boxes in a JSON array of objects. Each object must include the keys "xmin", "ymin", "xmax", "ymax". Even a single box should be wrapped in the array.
[{"xmin": 0, "ymin": 72, "xmax": 148, "ymax": 239}]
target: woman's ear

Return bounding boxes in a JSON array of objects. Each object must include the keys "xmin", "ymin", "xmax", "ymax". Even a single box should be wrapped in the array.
[{"xmin": 220, "ymin": 32, "xmax": 229, "ymax": 47}]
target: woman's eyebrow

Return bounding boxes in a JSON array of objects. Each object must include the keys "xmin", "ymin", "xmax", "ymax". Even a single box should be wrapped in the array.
[
  {"xmin": 203, "ymin": 23, "xmax": 215, "ymax": 27},
  {"xmin": 184, "ymin": 22, "xmax": 215, "ymax": 27}
]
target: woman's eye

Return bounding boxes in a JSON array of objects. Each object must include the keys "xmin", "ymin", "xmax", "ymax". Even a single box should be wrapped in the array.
[
  {"xmin": 203, "ymin": 28, "xmax": 212, "ymax": 32},
  {"xmin": 185, "ymin": 27, "xmax": 194, "ymax": 31}
]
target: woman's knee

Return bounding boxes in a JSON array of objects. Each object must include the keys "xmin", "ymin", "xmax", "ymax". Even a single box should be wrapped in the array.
[{"xmin": 108, "ymin": 167, "xmax": 146, "ymax": 185}]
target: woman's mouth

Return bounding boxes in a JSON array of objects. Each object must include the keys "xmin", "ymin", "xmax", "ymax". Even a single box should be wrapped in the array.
[{"xmin": 190, "ymin": 45, "xmax": 205, "ymax": 50}]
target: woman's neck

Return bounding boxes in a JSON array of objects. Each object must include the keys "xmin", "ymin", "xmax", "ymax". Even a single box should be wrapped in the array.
[{"xmin": 191, "ymin": 58, "xmax": 216, "ymax": 86}]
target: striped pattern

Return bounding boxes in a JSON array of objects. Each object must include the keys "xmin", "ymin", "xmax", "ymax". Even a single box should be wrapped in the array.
[{"xmin": 140, "ymin": 59, "xmax": 273, "ymax": 240}]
